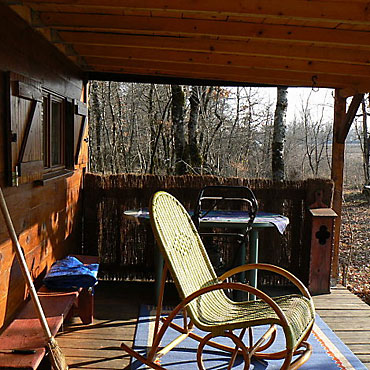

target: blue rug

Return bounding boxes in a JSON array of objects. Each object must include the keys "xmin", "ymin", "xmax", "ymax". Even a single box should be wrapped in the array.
[{"xmin": 132, "ymin": 305, "xmax": 367, "ymax": 369}]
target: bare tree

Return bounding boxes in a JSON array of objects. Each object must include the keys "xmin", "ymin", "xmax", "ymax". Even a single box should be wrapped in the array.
[
  {"xmin": 187, "ymin": 86, "xmax": 202, "ymax": 173},
  {"xmin": 171, "ymin": 84, "xmax": 187, "ymax": 175},
  {"xmin": 272, "ymin": 87, "xmax": 288, "ymax": 181},
  {"xmin": 89, "ymin": 83, "xmax": 313, "ymax": 180},
  {"xmin": 302, "ymin": 94, "xmax": 332, "ymax": 177},
  {"xmin": 88, "ymin": 81, "xmax": 105, "ymax": 173}
]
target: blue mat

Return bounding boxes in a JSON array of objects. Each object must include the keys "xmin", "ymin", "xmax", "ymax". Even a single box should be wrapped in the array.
[{"xmin": 132, "ymin": 305, "xmax": 367, "ymax": 369}]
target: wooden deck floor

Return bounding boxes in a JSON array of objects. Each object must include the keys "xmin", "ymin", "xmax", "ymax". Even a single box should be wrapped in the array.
[
  {"xmin": 56, "ymin": 282, "xmax": 370, "ymax": 369},
  {"xmin": 313, "ymin": 285, "xmax": 370, "ymax": 369}
]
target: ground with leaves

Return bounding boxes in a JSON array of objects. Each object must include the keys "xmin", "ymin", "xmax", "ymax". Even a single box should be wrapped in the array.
[{"xmin": 339, "ymin": 190, "xmax": 370, "ymax": 303}]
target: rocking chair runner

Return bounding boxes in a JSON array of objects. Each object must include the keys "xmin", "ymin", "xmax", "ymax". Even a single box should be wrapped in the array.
[{"xmin": 121, "ymin": 191, "xmax": 315, "ymax": 369}]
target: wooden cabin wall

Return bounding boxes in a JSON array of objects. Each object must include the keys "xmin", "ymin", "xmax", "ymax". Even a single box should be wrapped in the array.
[{"xmin": 0, "ymin": 5, "xmax": 87, "ymax": 329}]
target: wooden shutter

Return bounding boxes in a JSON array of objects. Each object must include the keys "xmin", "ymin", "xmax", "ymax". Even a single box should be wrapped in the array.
[
  {"xmin": 73, "ymin": 100, "xmax": 87, "ymax": 166},
  {"xmin": 5, "ymin": 72, "xmax": 43, "ymax": 186}
]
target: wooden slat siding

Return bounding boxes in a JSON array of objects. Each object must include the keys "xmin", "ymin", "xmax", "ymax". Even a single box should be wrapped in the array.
[
  {"xmin": 0, "ymin": 4, "xmax": 83, "ymax": 98},
  {"xmin": 57, "ymin": 31, "xmax": 370, "ymax": 66},
  {"xmin": 36, "ymin": 12, "xmax": 370, "ymax": 48},
  {"xmin": 73, "ymin": 44, "xmax": 370, "ymax": 79},
  {"xmin": 17, "ymin": 0, "xmax": 370, "ymax": 26},
  {"xmin": 0, "ymin": 224, "xmax": 51, "ymax": 278},
  {"xmin": 0, "ymin": 170, "xmax": 84, "ymax": 328},
  {"xmin": 0, "ymin": 5, "xmax": 85, "ymax": 328},
  {"xmin": 4, "ymin": 2, "xmax": 370, "ymax": 93}
]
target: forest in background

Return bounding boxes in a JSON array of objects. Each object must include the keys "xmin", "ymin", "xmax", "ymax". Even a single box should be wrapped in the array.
[
  {"xmin": 87, "ymin": 81, "xmax": 370, "ymax": 301},
  {"xmin": 88, "ymin": 82, "xmax": 370, "ymax": 189}
]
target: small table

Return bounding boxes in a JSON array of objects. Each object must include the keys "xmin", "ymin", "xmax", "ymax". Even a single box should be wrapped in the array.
[{"xmin": 124, "ymin": 209, "xmax": 289, "ymax": 300}]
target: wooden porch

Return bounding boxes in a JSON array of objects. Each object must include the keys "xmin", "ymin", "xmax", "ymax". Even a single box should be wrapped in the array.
[{"xmin": 56, "ymin": 281, "xmax": 370, "ymax": 369}]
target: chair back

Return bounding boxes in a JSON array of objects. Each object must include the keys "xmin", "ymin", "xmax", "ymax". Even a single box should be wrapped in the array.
[
  {"xmin": 192, "ymin": 185, "xmax": 258, "ymax": 234},
  {"xmin": 150, "ymin": 191, "xmax": 226, "ymax": 319}
]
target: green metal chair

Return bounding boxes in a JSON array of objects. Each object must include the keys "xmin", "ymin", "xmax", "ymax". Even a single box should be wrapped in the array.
[{"xmin": 121, "ymin": 191, "xmax": 315, "ymax": 369}]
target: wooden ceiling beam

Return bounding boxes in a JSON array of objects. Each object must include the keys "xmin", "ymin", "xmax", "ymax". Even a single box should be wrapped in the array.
[
  {"xmin": 10, "ymin": 0, "xmax": 370, "ymax": 26},
  {"xmin": 87, "ymin": 65, "xmax": 323, "ymax": 88},
  {"xmin": 71, "ymin": 44, "xmax": 370, "ymax": 79},
  {"xmin": 83, "ymin": 56, "xmax": 370, "ymax": 90},
  {"xmin": 35, "ymin": 12, "xmax": 370, "ymax": 48},
  {"xmin": 57, "ymin": 31, "xmax": 370, "ymax": 66},
  {"xmin": 86, "ymin": 70, "xmax": 275, "ymax": 88},
  {"xmin": 87, "ymin": 64, "xmax": 370, "ymax": 94}
]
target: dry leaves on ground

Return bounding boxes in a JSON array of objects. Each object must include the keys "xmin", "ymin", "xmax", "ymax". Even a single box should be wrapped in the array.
[{"xmin": 339, "ymin": 190, "xmax": 370, "ymax": 302}]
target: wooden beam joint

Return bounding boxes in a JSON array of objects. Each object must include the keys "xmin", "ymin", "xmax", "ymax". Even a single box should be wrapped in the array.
[{"xmin": 336, "ymin": 93, "xmax": 364, "ymax": 144}]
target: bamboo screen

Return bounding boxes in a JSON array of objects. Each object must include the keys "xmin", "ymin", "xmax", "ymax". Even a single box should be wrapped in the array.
[{"xmin": 83, "ymin": 173, "xmax": 333, "ymax": 286}]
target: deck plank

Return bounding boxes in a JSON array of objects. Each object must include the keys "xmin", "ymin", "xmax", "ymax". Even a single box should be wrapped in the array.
[
  {"xmin": 313, "ymin": 285, "xmax": 370, "ymax": 369},
  {"xmin": 56, "ymin": 282, "xmax": 370, "ymax": 369}
]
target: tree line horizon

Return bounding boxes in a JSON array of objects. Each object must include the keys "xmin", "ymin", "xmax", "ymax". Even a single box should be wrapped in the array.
[{"xmin": 88, "ymin": 82, "xmax": 369, "ymax": 189}]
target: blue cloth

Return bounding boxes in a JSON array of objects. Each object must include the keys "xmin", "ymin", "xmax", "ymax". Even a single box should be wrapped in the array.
[{"xmin": 43, "ymin": 256, "xmax": 99, "ymax": 290}]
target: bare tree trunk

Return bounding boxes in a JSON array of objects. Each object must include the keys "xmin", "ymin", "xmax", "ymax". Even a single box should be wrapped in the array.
[
  {"xmin": 227, "ymin": 87, "xmax": 240, "ymax": 166},
  {"xmin": 171, "ymin": 84, "xmax": 187, "ymax": 175},
  {"xmin": 188, "ymin": 86, "xmax": 202, "ymax": 172},
  {"xmin": 89, "ymin": 80, "xmax": 104, "ymax": 173},
  {"xmin": 107, "ymin": 81, "xmax": 118, "ymax": 174},
  {"xmin": 272, "ymin": 87, "xmax": 288, "ymax": 181},
  {"xmin": 149, "ymin": 88, "xmax": 172, "ymax": 174},
  {"xmin": 147, "ymin": 84, "xmax": 157, "ymax": 173},
  {"xmin": 202, "ymin": 87, "xmax": 223, "ymax": 168}
]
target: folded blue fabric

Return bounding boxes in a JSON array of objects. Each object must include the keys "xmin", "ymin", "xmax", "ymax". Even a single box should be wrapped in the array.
[{"xmin": 43, "ymin": 256, "xmax": 99, "ymax": 290}]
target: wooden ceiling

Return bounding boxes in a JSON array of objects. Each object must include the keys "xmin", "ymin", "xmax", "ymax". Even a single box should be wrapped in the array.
[{"xmin": 4, "ymin": 0, "xmax": 370, "ymax": 96}]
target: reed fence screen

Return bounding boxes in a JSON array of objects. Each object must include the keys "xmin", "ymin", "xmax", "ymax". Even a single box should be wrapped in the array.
[{"xmin": 83, "ymin": 173, "xmax": 333, "ymax": 287}]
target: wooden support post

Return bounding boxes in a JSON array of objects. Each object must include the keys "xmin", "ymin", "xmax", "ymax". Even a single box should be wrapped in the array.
[
  {"xmin": 331, "ymin": 91, "xmax": 363, "ymax": 283},
  {"xmin": 331, "ymin": 90, "xmax": 346, "ymax": 283}
]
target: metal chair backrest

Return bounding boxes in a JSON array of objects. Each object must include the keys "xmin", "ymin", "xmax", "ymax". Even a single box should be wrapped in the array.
[{"xmin": 192, "ymin": 185, "xmax": 258, "ymax": 235}]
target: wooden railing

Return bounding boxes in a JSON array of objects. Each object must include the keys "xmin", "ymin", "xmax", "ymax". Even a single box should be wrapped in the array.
[{"xmin": 83, "ymin": 173, "xmax": 333, "ymax": 286}]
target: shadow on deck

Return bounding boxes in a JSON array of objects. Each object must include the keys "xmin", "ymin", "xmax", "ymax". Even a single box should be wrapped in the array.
[{"xmin": 56, "ymin": 282, "xmax": 370, "ymax": 369}]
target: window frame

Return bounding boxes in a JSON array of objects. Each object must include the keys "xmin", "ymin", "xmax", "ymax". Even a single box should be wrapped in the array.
[{"xmin": 42, "ymin": 90, "xmax": 66, "ymax": 173}]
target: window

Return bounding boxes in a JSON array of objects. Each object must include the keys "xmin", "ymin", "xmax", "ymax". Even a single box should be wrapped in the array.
[{"xmin": 42, "ymin": 91, "xmax": 65, "ymax": 171}]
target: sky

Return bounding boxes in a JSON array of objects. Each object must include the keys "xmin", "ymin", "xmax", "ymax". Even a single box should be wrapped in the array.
[{"xmin": 261, "ymin": 87, "xmax": 335, "ymax": 124}]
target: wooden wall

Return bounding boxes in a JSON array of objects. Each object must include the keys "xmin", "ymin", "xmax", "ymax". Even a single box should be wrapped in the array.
[{"xmin": 0, "ymin": 5, "xmax": 87, "ymax": 329}]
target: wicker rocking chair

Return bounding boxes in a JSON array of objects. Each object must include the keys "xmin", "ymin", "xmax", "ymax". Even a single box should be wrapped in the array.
[{"xmin": 121, "ymin": 191, "xmax": 315, "ymax": 369}]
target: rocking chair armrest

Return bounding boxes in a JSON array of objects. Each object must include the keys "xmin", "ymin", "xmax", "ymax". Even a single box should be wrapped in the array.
[{"xmin": 218, "ymin": 263, "xmax": 312, "ymax": 300}]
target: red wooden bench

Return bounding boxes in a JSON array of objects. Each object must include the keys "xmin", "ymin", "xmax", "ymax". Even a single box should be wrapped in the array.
[{"xmin": 0, "ymin": 255, "xmax": 97, "ymax": 369}]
